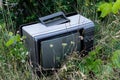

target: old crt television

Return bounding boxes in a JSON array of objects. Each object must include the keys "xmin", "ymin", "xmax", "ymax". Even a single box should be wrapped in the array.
[{"xmin": 22, "ymin": 12, "xmax": 94, "ymax": 70}]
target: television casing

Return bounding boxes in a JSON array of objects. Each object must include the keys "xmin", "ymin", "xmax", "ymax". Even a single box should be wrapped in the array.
[{"xmin": 22, "ymin": 12, "xmax": 94, "ymax": 70}]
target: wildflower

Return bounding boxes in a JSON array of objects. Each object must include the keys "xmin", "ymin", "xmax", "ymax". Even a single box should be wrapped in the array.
[
  {"xmin": 62, "ymin": 43, "xmax": 67, "ymax": 47},
  {"xmin": 50, "ymin": 44, "xmax": 54, "ymax": 48},
  {"xmin": 71, "ymin": 41, "xmax": 75, "ymax": 45},
  {"xmin": 21, "ymin": 59, "xmax": 25, "ymax": 63}
]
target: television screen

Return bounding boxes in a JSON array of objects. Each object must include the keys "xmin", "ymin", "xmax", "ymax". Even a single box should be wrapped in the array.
[{"xmin": 41, "ymin": 32, "xmax": 81, "ymax": 68}]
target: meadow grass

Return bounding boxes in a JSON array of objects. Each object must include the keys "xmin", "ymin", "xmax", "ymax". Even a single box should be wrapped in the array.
[{"xmin": 0, "ymin": 0, "xmax": 120, "ymax": 80}]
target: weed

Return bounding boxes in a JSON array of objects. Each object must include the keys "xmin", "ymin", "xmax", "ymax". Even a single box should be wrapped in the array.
[{"xmin": 0, "ymin": 0, "xmax": 120, "ymax": 80}]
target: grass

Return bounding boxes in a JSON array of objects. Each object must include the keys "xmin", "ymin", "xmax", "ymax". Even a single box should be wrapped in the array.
[{"xmin": 0, "ymin": 0, "xmax": 120, "ymax": 80}]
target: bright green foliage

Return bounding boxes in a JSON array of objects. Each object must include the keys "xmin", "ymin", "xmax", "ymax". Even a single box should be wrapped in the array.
[
  {"xmin": 79, "ymin": 46, "xmax": 103, "ymax": 74},
  {"xmin": 5, "ymin": 32, "xmax": 20, "ymax": 47},
  {"xmin": 98, "ymin": 2, "xmax": 112, "ymax": 17},
  {"xmin": 4, "ymin": 32, "xmax": 27, "ymax": 64},
  {"xmin": 112, "ymin": 0, "xmax": 120, "ymax": 14},
  {"xmin": 111, "ymin": 50, "xmax": 120, "ymax": 68},
  {"xmin": 98, "ymin": 0, "xmax": 120, "ymax": 17},
  {"xmin": 0, "ymin": 24, "xmax": 28, "ymax": 65}
]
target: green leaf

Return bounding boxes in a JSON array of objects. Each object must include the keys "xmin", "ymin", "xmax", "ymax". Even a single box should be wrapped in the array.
[
  {"xmin": 15, "ymin": 34, "xmax": 21, "ymax": 42},
  {"xmin": 88, "ymin": 59, "xmax": 102, "ymax": 74},
  {"xmin": 112, "ymin": 0, "xmax": 120, "ymax": 14},
  {"xmin": 111, "ymin": 50, "xmax": 120, "ymax": 68},
  {"xmin": 5, "ymin": 34, "xmax": 21, "ymax": 47},
  {"xmin": 98, "ymin": 2, "xmax": 113, "ymax": 17},
  {"xmin": 5, "ymin": 38, "xmax": 14, "ymax": 47},
  {"xmin": 89, "ymin": 46, "xmax": 102, "ymax": 57},
  {"xmin": 8, "ymin": 32, "xmax": 13, "ymax": 36}
]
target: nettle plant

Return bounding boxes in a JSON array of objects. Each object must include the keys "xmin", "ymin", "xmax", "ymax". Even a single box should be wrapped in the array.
[{"xmin": 98, "ymin": 0, "xmax": 120, "ymax": 17}]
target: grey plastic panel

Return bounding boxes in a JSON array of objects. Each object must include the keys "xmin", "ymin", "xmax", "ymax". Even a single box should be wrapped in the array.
[
  {"xmin": 41, "ymin": 32, "xmax": 81, "ymax": 69},
  {"xmin": 22, "ymin": 14, "xmax": 94, "ymax": 38},
  {"xmin": 22, "ymin": 30, "xmax": 38, "ymax": 67}
]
